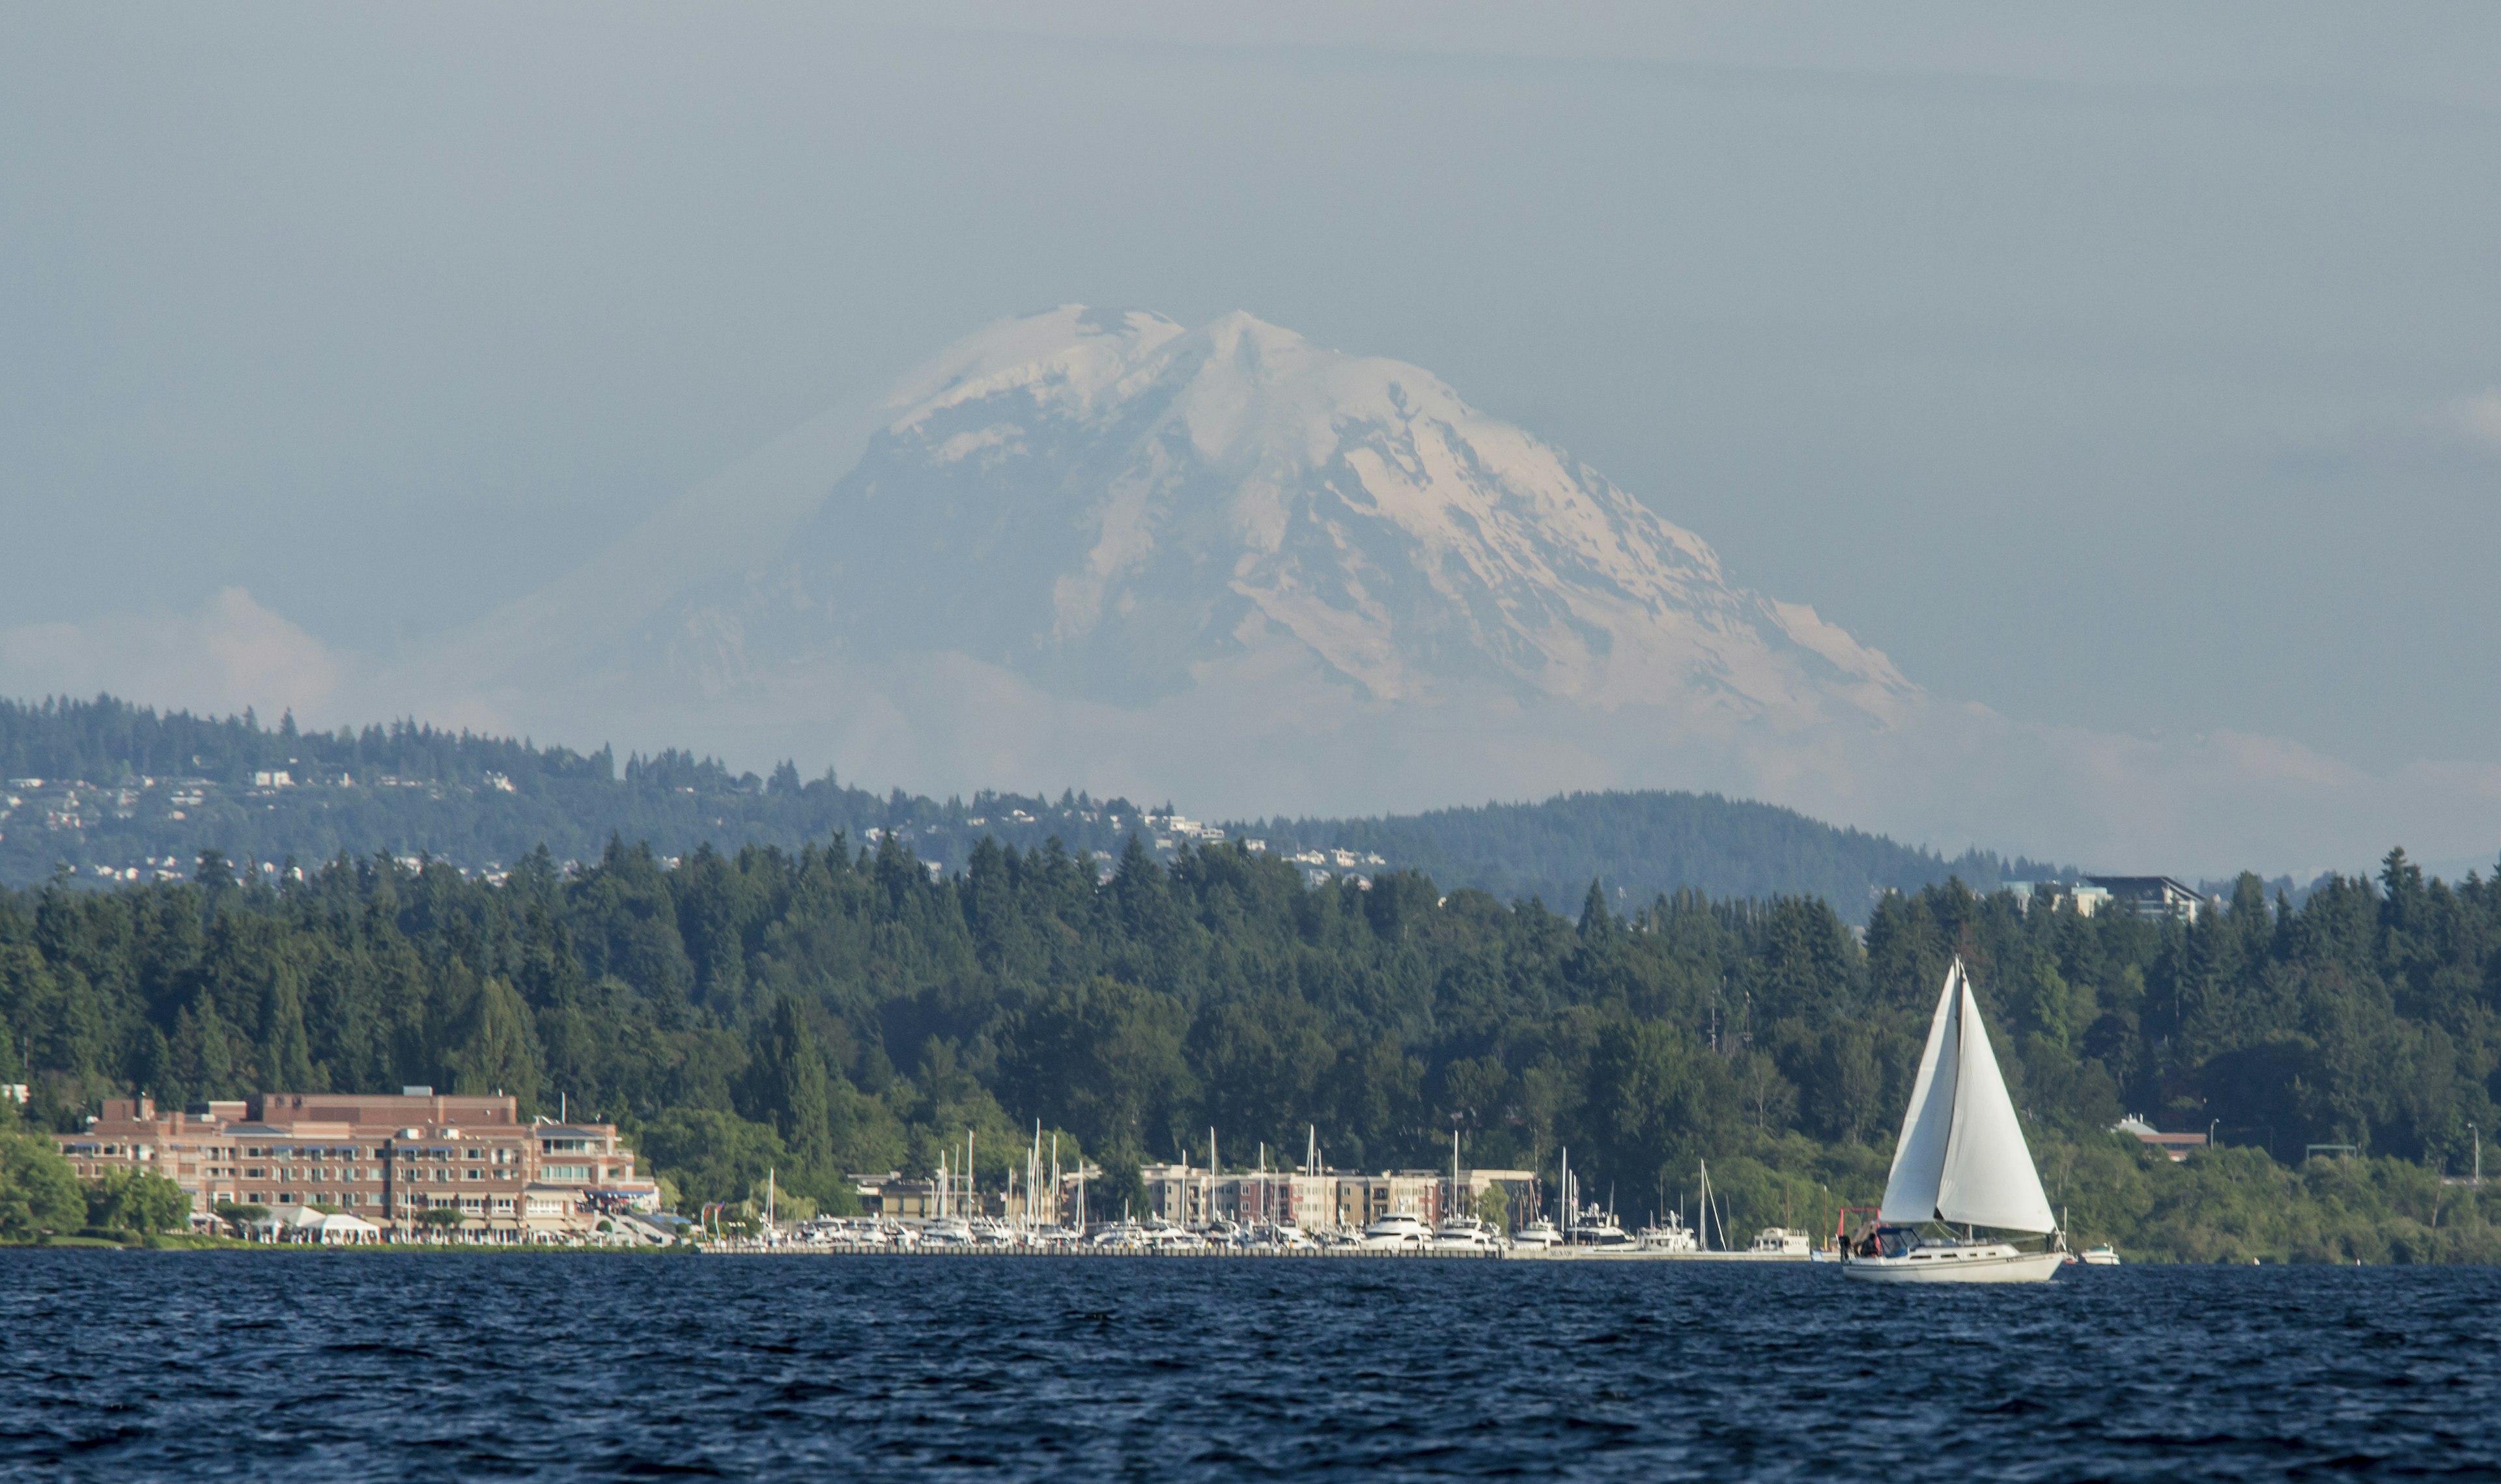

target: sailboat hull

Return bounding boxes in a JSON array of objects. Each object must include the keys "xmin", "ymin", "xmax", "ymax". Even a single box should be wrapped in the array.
[{"xmin": 1841, "ymin": 1244, "xmax": 2063, "ymax": 1284}]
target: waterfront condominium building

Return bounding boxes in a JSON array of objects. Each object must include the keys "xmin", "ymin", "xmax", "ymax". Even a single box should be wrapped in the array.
[{"xmin": 53, "ymin": 1089, "xmax": 660, "ymax": 1241}]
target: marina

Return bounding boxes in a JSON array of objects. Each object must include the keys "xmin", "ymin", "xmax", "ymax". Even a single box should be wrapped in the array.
[{"xmin": 696, "ymin": 1065, "xmax": 2113, "ymax": 1268}]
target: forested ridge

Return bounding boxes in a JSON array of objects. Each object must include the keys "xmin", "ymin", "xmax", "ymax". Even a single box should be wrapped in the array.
[
  {"xmin": 7, "ymin": 695, "xmax": 2044, "ymax": 916},
  {"xmin": 3, "ymin": 826, "xmax": 2496, "ymax": 1261},
  {"xmin": 0, "ymin": 694, "xmax": 1146, "ymax": 886},
  {"xmin": 1258, "ymin": 791, "xmax": 2062, "ymax": 919}
]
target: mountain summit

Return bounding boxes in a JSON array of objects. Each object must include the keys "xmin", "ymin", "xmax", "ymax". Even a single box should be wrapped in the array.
[
  {"xmin": 410, "ymin": 306, "xmax": 1952, "ymax": 822},
  {"xmin": 638, "ymin": 305, "xmax": 1915, "ymax": 732},
  {"xmin": 347, "ymin": 305, "xmax": 2501, "ymax": 864}
]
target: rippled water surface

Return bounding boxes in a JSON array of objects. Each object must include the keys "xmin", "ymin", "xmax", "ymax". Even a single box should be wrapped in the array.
[{"xmin": 4, "ymin": 1252, "xmax": 2498, "ymax": 1479}]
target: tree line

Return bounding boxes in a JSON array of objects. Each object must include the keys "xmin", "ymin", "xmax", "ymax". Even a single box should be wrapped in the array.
[
  {"xmin": 1255, "ymin": 789, "xmax": 2066, "ymax": 922},
  {"xmin": 9, "ymin": 696, "xmax": 2061, "ymax": 920},
  {"xmin": 1, "ymin": 830, "xmax": 2495, "ymax": 1259}
]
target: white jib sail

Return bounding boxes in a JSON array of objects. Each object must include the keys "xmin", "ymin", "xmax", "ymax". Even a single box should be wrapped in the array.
[
  {"xmin": 1877, "ymin": 960, "xmax": 1962, "ymax": 1224},
  {"xmin": 1934, "ymin": 977, "xmax": 2057, "ymax": 1233}
]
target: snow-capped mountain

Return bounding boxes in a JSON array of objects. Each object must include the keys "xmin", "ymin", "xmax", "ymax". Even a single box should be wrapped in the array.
[
  {"xmin": 319, "ymin": 303, "xmax": 2501, "ymax": 864},
  {"xmin": 631, "ymin": 306, "xmax": 1915, "ymax": 729}
]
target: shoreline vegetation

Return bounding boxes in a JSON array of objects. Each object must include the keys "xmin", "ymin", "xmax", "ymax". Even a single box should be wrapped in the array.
[{"xmin": 3, "ymin": 802, "xmax": 2496, "ymax": 1263}]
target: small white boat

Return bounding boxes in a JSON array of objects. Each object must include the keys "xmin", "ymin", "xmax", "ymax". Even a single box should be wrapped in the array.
[
  {"xmin": 1843, "ymin": 959, "xmax": 2065, "ymax": 1285},
  {"xmin": 1635, "ymin": 1214, "xmax": 1698, "ymax": 1254},
  {"xmin": 1566, "ymin": 1208, "xmax": 1636, "ymax": 1249},
  {"xmin": 1431, "ymin": 1217, "xmax": 1499, "ymax": 1253},
  {"xmin": 1140, "ymin": 1220, "xmax": 1204, "ymax": 1250},
  {"xmin": 1359, "ymin": 1212, "xmax": 1433, "ymax": 1250},
  {"xmin": 1741, "ymin": 1227, "xmax": 1815, "ymax": 1260},
  {"xmin": 1510, "ymin": 1216, "xmax": 1564, "ymax": 1250},
  {"xmin": 2081, "ymin": 1244, "xmax": 2121, "ymax": 1266},
  {"xmin": 920, "ymin": 1216, "xmax": 976, "ymax": 1245}
]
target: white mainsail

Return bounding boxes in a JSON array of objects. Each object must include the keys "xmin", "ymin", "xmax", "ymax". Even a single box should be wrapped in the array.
[
  {"xmin": 1876, "ymin": 959, "xmax": 2056, "ymax": 1234},
  {"xmin": 1878, "ymin": 960, "xmax": 1963, "ymax": 1224}
]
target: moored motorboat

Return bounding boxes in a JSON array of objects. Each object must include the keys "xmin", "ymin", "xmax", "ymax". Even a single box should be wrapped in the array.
[
  {"xmin": 1566, "ymin": 1206, "xmax": 1635, "ymax": 1249},
  {"xmin": 1635, "ymin": 1212, "xmax": 1697, "ymax": 1253},
  {"xmin": 2081, "ymin": 1243, "xmax": 2121, "ymax": 1266},
  {"xmin": 921, "ymin": 1216, "xmax": 976, "ymax": 1246},
  {"xmin": 1740, "ymin": 1227, "xmax": 1815, "ymax": 1260},
  {"xmin": 1359, "ymin": 1211, "xmax": 1433, "ymax": 1250},
  {"xmin": 1510, "ymin": 1216, "xmax": 1563, "ymax": 1250}
]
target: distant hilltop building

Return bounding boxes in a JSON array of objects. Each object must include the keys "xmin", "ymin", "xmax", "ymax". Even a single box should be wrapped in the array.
[
  {"xmin": 2085, "ymin": 876, "xmax": 2218, "ymax": 923},
  {"xmin": 2114, "ymin": 1115, "xmax": 2210, "ymax": 1162},
  {"xmin": 55, "ymin": 1089, "xmax": 658, "ymax": 1242},
  {"xmin": 2006, "ymin": 875, "xmax": 2217, "ymax": 923}
]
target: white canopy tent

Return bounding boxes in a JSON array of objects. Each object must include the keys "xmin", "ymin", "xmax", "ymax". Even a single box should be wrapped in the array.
[{"xmin": 251, "ymin": 1205, "xmax": 382, "ymax": 1244}]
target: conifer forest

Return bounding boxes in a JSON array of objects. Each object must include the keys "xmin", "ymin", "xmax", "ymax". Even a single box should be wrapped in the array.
[{"xmin": 5, "ymin": 828, "xmax": 2495, "ymax": 1260}]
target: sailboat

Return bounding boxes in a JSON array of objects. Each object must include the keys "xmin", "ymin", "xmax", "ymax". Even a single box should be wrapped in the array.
[{"xmin": 1843, "ymin": 957, "xmax": 2066, "ymax": 1283}]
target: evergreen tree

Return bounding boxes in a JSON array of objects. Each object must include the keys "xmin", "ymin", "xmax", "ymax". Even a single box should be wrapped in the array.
[{"xmin": 448, "ymin": 977, "xmax": 541, "ymax": 1110}]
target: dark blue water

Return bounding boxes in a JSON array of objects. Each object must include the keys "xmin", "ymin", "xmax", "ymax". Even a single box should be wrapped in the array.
[{"xmin": 3, "ymin": 1253, "xmax": 2496, "ymax": 1479}]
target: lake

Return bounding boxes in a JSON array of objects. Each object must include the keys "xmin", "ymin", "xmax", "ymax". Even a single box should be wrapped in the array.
[{"xmin": 3, "ymin": 1252, "xmax": 2494, "ymax": 1479}]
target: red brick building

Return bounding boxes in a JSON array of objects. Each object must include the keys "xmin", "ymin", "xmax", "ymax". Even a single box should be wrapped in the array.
[{"xmin": 56, "ymin": 1088, "xmax": 660, "ymax": 1240}]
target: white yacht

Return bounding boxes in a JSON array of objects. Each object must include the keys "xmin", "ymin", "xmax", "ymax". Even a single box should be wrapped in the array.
[
  {"xmin": 1566, "ymin": 1206, "xmax": 1635, "ymax": 1249},
  {"xmin": 2080, "ymin": 1244, "xmax": 2122, "ymax": 1266},
  {"xmin": 1261, "ymin": 1218, "xmax": 1314, "ymax": 1249},
  {"xmin": 1635, "ymin": 1213, "xmax": 1699, "ymax": 1253},
  {"xmin": 1843, "ymin": 958, "xmax": 2066, "ymax": 1283},
  {"xmin": 1510, "ymin": 1216, "xmax": 1563, "ymax": 1250},
  {"xmin": 1742, "ymin": 1227, "xmax": 1815, "ymax": 1259},
  {"xmin": 1359, "ymin": 1211, "xmax": 1433, "ymax": 1250},
  {"xmin": 921, "ymin": 1216, "xmax": 976, "ymax": 1245},
  {"xmin": 1428, "ymin": 1132, "xmax": 1499, "ymax": 1253}
]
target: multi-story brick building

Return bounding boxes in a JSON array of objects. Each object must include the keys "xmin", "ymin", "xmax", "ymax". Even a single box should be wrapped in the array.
[{"xmin": 55, "ymin": 1087, "xmax": 659, "ymax": 1241}]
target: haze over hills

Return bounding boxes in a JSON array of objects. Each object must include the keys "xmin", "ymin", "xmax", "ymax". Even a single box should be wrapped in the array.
[
  {"xmin": 11, "ymin": 307, "xmax": 2498, "ymax": 873},
  {"xmin": 1, "ymin": 695, "xmax": 2063, "ymax": 919},
  {"xmin": 387, "ymin": 305, "xmax": 1930, "ymax": 832},
  {"xmin": 376, "ymin": 304, "xmax": 2494, "ymax": 875},
  {"xmin": 391, "ymin": 306, "xmax": 1995, "ymax": 850}
]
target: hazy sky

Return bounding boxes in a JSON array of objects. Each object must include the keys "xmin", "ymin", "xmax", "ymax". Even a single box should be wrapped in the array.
[{"xmin": 5, "ymin": 1, "xmax": 2499, "ymax": 863}]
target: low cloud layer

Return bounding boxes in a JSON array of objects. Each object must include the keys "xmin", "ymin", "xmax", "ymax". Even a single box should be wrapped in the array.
[
  {"xmin": 5, "ymin": 587, "xmax": 2494, "ymax": 879},
  {"xmin": 2450, "ymin": 389, "xmax": 2501, "ymax": 451},
  {"xmin": 0, "ymin": 589, "xmax": 342, "ymax": 725}
]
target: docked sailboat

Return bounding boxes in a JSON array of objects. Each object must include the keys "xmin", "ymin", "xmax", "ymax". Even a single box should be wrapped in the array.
[{"xmin": 1844, "ymin": 958, "xmax": 2066, "ymax": 1283}]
